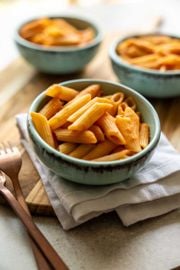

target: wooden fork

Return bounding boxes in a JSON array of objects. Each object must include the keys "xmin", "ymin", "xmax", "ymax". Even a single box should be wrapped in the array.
[
  {"xmin": 0, "ymin": 143, "xmax": 68, "ymax": 270},
  {"xmin": 0, "ymin": 143, "xmax": 52, "ymax": 270}
]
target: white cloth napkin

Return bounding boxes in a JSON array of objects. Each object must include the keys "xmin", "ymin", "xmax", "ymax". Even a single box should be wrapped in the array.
[{"xmin": 16, "ymin": 114, "xmax": 180, "ymax": 230}]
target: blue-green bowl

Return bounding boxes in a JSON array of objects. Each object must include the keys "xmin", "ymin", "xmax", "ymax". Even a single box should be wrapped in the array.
[
  {"xmin": 27, "ymin": 79, "xmax": 160, "ymax": 185},
  {"xmin": 109, "ymin": 33, "xmax": 180, "ymax": 98},
  {"xmin": 14, "ymin": 16, "xmax": 102, "ymax": 74}
]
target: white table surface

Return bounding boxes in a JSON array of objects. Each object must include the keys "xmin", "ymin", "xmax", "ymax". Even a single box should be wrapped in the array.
[{"xmin": 1, "ymin": 1, "xmax": 180, "ymax": 269}]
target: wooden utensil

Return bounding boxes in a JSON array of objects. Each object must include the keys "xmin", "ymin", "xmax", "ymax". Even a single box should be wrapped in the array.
[
  {"xmin": 0, "ymin": 145, "xmax": 68, "ymax": 270},
  {"xmin": 0, "ymin": 142, "xmax": 52, "ymax": 270}
]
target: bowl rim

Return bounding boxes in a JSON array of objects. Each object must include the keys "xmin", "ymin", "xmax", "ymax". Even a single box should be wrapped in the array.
[
  {"xmin": 28, "ymin": 79, "xmax": 161, "ymax": 167},
  {"xmin": 109, "ymin": 32, "xmax": 180, "ymax": 76},
  {"xmin": 14, "ymin": 15, "xmax": 102, "ymax": 52}
]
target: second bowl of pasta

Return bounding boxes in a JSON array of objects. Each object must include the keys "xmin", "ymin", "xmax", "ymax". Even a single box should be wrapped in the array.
[
  {"xmin": 14, "ymin": 15, "xmax": 102, "ymax": 74},
  {"xmin": 109, "ymin": 33, "xmax": 180, "ymax": 98},
  {"xmin": 27, "ymin": 79, "xmax": 160, "ymax": 185}
]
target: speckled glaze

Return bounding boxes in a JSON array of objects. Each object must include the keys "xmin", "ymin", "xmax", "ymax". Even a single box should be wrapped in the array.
[
  {"xmin": 14, "ymin": 16, "xmax": 102, "ymax": 74},
  {"xmin": 109, "ymin": 33, "xmax": 180, "ymax": 98},
  {"xmin": 27, "ymin": 79, "xmax": 160, "ymax": 185}
]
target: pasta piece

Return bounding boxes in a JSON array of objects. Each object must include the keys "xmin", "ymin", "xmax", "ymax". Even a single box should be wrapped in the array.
[
  {"xmin": 54, "ymin": 34, "xmax": 81, "ymax": 46},
  {"xmin": 69, "ymin": 144, "xmax": 95, "ymax": 158},
  {"xmin": 83, "ymin": 140, "xmax": 116, "ymax": 160},
  {"xmin": 89, "ymin": 125, "xmax": 105, "ymax": 142},
  {"xmin": 80, "ymin": 28, "xmax": 95, "ymax": 44},
  {"xmin": 20, "ymin": 18, "xmax": 50, "ymax": 39},
  {"xmin": 31, "ymin": 112, "xmax": 55, "ymax": 148},
  {"xmin": 142, "ymin": 35, "xmax": 172, "ymax": 45},
  {"xmin": 124, "ymin": 96, "xmax": 136, "ymax": 111},
  {"xmin": 31, "ymin": 33, "xmax": 49, "ymax": 45},
  {"xmin": 107, "ymin": 92, "xmax": 124, "ymax": 115},
  {"xmin": 116, "ymin": 107, "xmax": 141, "ymax": 152},
  {"xmin": 111, "ymin": 145, "xmax": 126, "ymax": 153},
  {"xmin": 53, "ymin": 19, "xmax": 78, "ymax": 34},
  {"xmin": 68, "ymin": 102, "xmax": 113, "ymax": 131},
  {"xmin": 159, "ymin": 65, "xmax": 167, "ymax": 71},
  {"xmin": 75, "ymin": 84, "xmax": 101, "ymax": 99},
  {"xmin": 129, "ymin": 54, "xmax": 158, "ymax": 65},
  {"xmin": 54, "ymin": 129, "xmax": 97, "ymax": 144},
  {"xmin": 43, "ymin": 25, "xmax": 66, "ymax": 37},
  {"xmin": 68, "ymin": 97, "xmax": 113, "ymax": 123},
  {"xmin": 61, "ymin": 121, "xmax": 71, "ymax": 129},
  {"xmin": 39, "ymin": 98, "xmax": 62, "ymax": 119},
  {"xmin": 49, "ymin": 94, "xmax": 91, "ymax": 129},
  {"xmin": 97, "ymin": 112, "xmax": 126, "ymax": 145},
  {"xmin": 45, "ymin": 84, "xmax": 78, "ymax": 101},
  {"xmin": 139, "ymin": 123, "xmax": 150, "ymax": 149},
  {"xmin": 117, "ymin": 102, "xmax": 127, "ymax": 115},
  {"xmin": 58, "ymin": 142, "xmax": 77, "ymax": 154},
  {"xmin": 111, "ymin": 92, "xmax": 125, "ymax": 103},
  {"xmin": 93, "ymin": 149, "xmax": 131, "ymax": 162}
]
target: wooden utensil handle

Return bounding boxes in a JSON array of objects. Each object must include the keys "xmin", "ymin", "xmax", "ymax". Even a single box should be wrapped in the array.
[
  {"xmin": 13, "ymin": 177, "xmax": 52, "ymax": 270},
  {"xmin": 0, "ymin": 187, "xmax": 68, "ymax": 270}
]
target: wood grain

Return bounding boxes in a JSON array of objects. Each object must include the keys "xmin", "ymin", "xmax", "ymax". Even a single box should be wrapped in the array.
[{"xmin": 0, "ymin": 34, "xmax": 180, "ymax": 215}]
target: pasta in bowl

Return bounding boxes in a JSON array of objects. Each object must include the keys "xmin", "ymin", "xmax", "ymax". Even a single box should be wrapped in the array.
[
  {"xmin": 109, "ymin": 33, "xmax": 180, "ymax": 97},
  {"xmin": 27, "ymin": 79, "xmax": 160, "ymax": 185},
  {"xmin": 14, "ymin": 16, "xmax": 102, "ymax": 74}
]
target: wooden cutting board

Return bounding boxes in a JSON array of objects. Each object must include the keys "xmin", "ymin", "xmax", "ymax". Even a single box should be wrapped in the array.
[{"xmin": 0, "ymin": 34, "xmax": 180, "ymax": 216}]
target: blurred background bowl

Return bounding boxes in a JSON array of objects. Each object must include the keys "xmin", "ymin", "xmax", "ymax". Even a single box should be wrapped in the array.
[
  {"xmin": 14, "ymin": 15, "xmax": 102, "ymax": 74},
  {"xmin": 109, "ymin": 33, "xmax": 180, "ymax": 98},
  {"xmin": 27, "ymin": 79, "xmax": 160, "ymax": 185}
]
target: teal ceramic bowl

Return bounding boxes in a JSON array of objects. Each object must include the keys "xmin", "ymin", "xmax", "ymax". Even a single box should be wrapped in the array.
[
  {"xmin": 14, "ymin": 16, "xmax": 102, "ymax": 74},
  {"xmin": 109, "ymin": 33, "xmax": 180, "ymax": 98},
  {"xmin": 27, "ymin": 79, "xmax": 160, "ymax": 185}
]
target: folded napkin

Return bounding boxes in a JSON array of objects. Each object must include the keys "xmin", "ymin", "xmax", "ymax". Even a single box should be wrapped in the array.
[{"xmin": 16, "ymin": 114, "xmax": 180, "ymax": 230}]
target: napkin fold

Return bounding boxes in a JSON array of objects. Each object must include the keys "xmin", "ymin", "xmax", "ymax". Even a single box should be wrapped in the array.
[{"xmin": 16, "ymin": 114, "xmax": 180, "ymax": 230}]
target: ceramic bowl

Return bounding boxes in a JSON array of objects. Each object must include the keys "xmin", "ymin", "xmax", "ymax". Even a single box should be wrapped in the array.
[
  {"xmin": 14, "ymin": 16, "xmax": 102, "ymax": 74},
  {"xmin": 109, "ymin": 33, "xmax": 180, "ymax": 98},
  {"xmin": 27, "ymin": 79, "xmax": 160, "ymax": 185}
]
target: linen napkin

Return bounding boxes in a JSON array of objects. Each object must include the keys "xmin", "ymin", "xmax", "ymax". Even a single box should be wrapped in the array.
[{"xmin": 16, "ymin": 114, "xmax": 180, "ymax": 230}]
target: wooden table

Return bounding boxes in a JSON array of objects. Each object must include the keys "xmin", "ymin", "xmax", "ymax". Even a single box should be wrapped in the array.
[{"xmin": 0, "ymin": 34, "xmax": 180, "ymax": 218}]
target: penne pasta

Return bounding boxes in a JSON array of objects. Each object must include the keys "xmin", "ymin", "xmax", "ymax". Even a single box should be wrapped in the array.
[
  {"xmin": 124, "ymin": 96, "xmax": 136, "ymax": 111},
  {"xmin": 93, "ymin": 149, "xmax": 131, "ymax": 162},
  {"xmin": 49, "ymin": 94, "xmax": 91, "ymax": 129},
  {"xmin": 75, "ymin": 84, "xmax": 101, "ymax": 99},
  {"xmin": 54, "ymin": 129, "xmax": 97, "ymax": 144},
  {"xmin": 32, "ymin": 82, "xmax": 150, "ymax": 163},
  {"xmin": 68, "ymin": 102, "xmax": 113, "ymax": 131},
  {"xmin": 139, "ymin": 123, "xmax": 150, "ymax": 149},
  {"xmin": 20, "ymin": 18, "xmax": 50, "ymax": 39},
  {"xmin": 97, "ymin": 112, "xmax": 126, "ymax": 145},
  {"xmin": 31, "ymin": 112, "xmax": 55, "ymax": 148},
  {"xmin": 53, "ymin": 34, "xmax": 81, "ymax": 46},
  {"xmin": 68, "ymin": 97, "xmax": 113, "ymax": 123},
  {"xmin": 58, "ymin": 142, "xmax": 77, "ymax": 154},
  {"xmin": 111, "ymin": 92, "xmax": 125, "ymax": 104},
  {"xmin": 45, "ymin": 84, "xmax": 78, "ymax": 101},
  {"xmin": 117, "ymin": 102, "xmax": 127, "ymax": 115},
  {"xmin": 116, "ymin": 107, "xmax": 141, "ymax": 152},
  {"xmin": 53, "ymin": 19, "xmax": 78, "ymax": 34},
  {"xmin": 39, "ymin": 98, "xmax": 62, "ymax": 119},
  {"xmin": 20, "ymin": 18, "xmax": 95, "ymax": 47},
  {"xmin": 117, "ymin": 35, "xmax": 180, "ymax": 71},
  {"xmin": 80, "ymin": 28, "xmax": 95, "ymax": 44},
  {"xmin": 83, "ymin": 140, "xmax": 116, "ymax": 160},
  {"xmin": 89, "ymin": 125, "xmax": 105, "ymax": 142},
  {"xmin": 111, "ymin": 145, "xmax": 126, "ymax": 153},
  {"xmin": 69, "ymin": 144, "xmax": 95, "ymax": 158}
]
